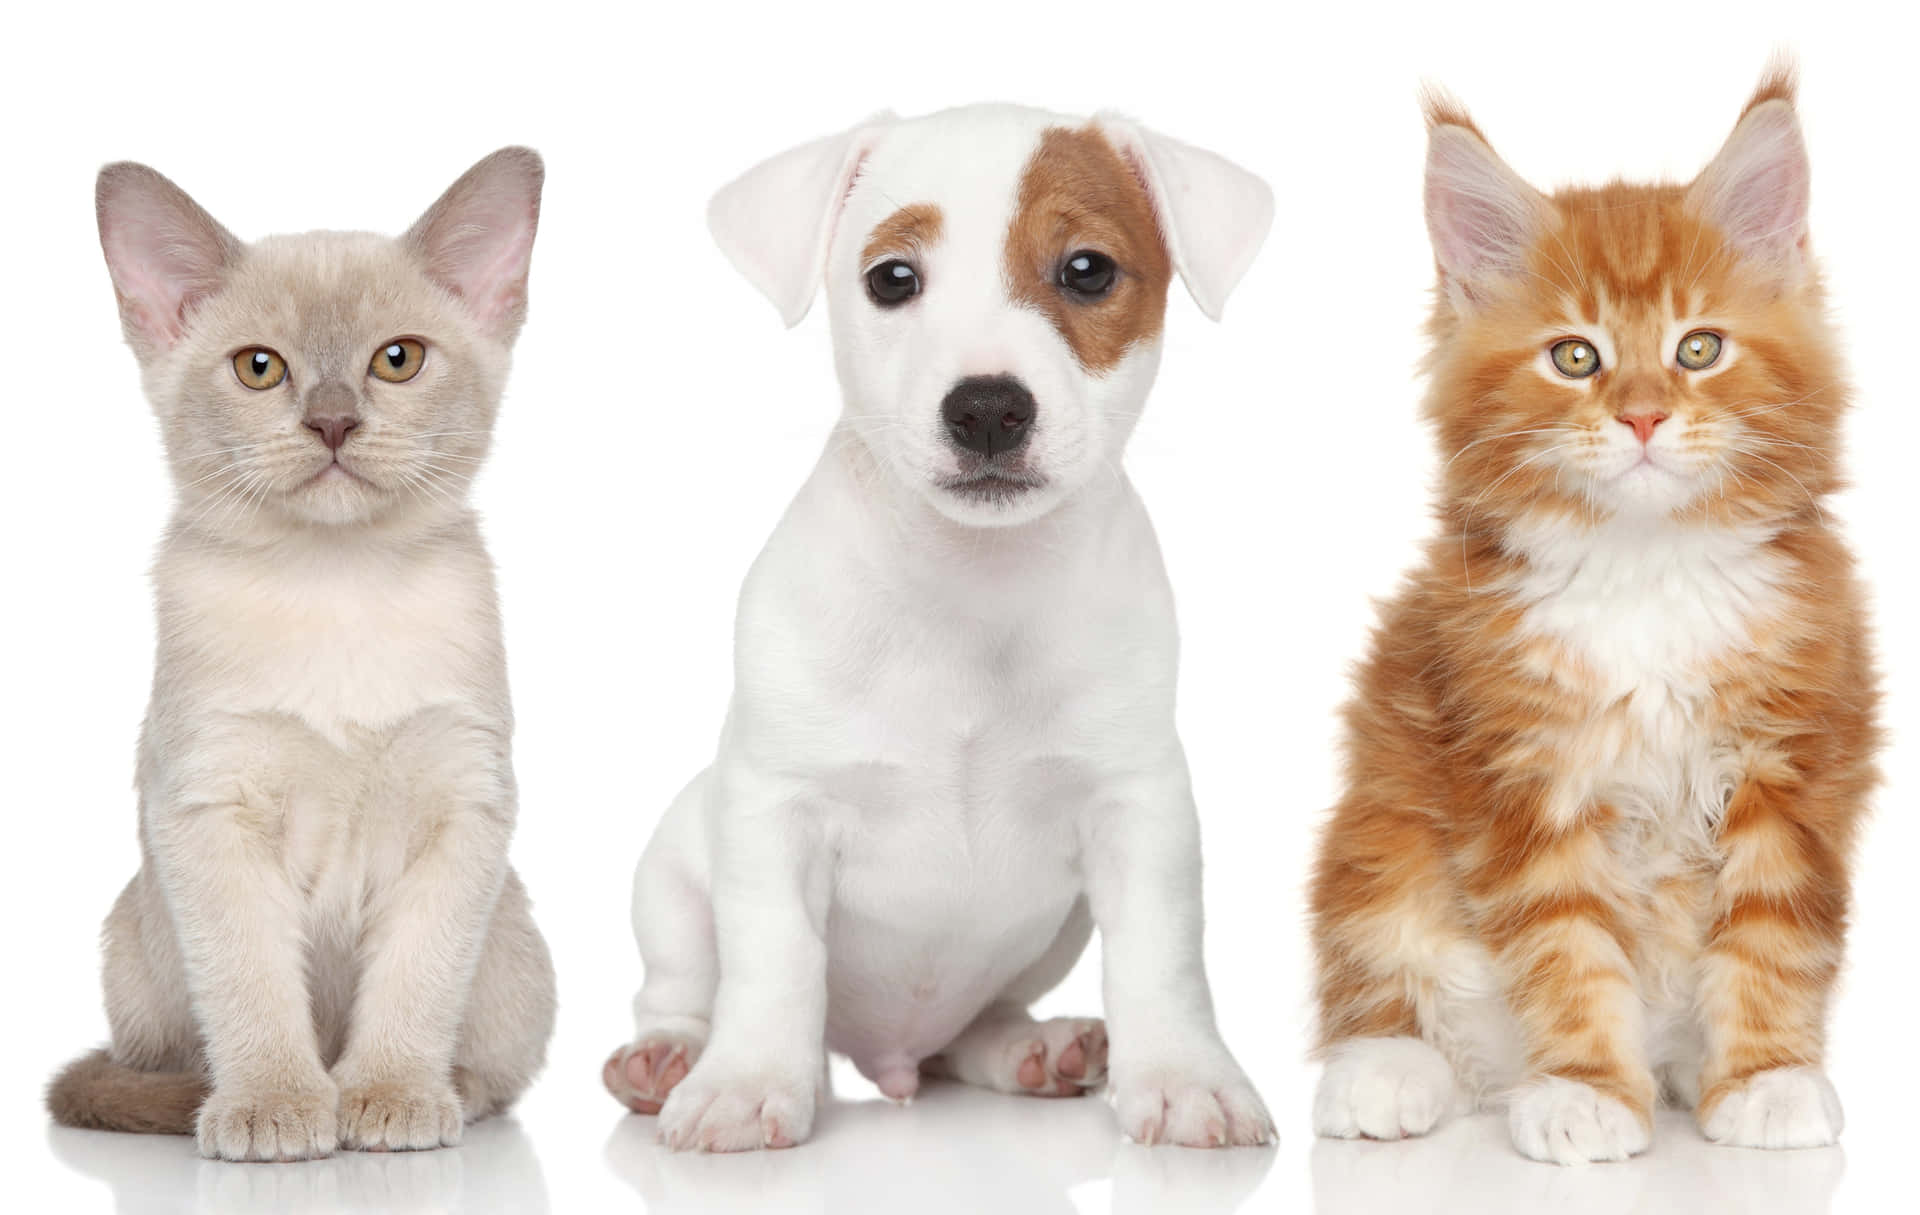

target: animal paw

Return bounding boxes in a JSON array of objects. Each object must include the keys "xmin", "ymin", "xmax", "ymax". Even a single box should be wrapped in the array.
[
  {"xmin": 940, "ymin": 1016, "xmax": 1109, "ymax": 1097},
  {"xmin": 1700, "ymin": 1067, "xmax": 1843, "ymax": 1149},
  {"xmin": 337, "ymin": 1079, "xmax": 463, "ymax": 1151},
  {"xmin": 1313, "ymin": 1036, "xmax": 1457, "ymax": 1141},
  {"xmin": 1507, "ymin": 1076, "xmax": 1650, "ymax": 1165},
  {"xmin": 196, "ymin": 1078, "xmax": 339, "ymax": 1162},
  {"xmin": 605, "ymin": 1033, "xmax": 703, "ymax": 1115},
  {"xmin": 656, "ymin": 1057, "xmax": 818, "ymax": 1152},
  {"xmin": 1108, "ymin": 1055, "xmax": 1275, "ymax": 1148}
]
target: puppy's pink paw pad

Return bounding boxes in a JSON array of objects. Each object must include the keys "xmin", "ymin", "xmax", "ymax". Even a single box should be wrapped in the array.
[{"xmin": 604, "ymin": 1034, "xmax": 703, "ymax": 1116}]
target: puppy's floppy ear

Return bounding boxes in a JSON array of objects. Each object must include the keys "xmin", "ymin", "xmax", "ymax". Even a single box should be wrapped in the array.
[
  {"xmin": 406, "ymin": 147, "xmax": 545, "ymax": 344},
  {"xmin": 1095, "ymin": 115, "xmax": 1273, "ymax": 321},
  {"xmin": 708, "ymin": 113, "xmax": 897, "ymax": 327},
  {"xmin": 1687, "ymin": 63, "xmax": 1809, "ymax": 276},
  {"xmin": 96, "ymin": 162, "xmax": 242, "ymax": 356}
]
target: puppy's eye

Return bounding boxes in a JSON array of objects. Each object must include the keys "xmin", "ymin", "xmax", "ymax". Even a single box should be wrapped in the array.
[
  {"xmin": 370, "ymin": 338, "xmax": 426, "ymax": 383},
  {"xmin": 1676, "ymin": 330, "xmax": 1722, "ymax": 371},
  {"xmin": 1059, "ymin": 251, "xmax": 1116, "ymax": 297},
  {"xmin": 233, "ymin": 347, "xmax": 287, "ymax": 390},
  {"xmin": 1549, "ymin": 338, "xmax": 1601, "ymax": 379},
  {"xmin": 866, "ymin": 260, "xmax": 920, "ymax": 307}
]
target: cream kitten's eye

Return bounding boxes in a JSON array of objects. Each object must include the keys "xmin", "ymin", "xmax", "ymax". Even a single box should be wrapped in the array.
[
  {"xmin": 1549, "ymin": 339, "xmax": 1600, "ymax": 379},
  {"xmin": 232, "ymin": 347, "xmax": 287, "ymax": 390},
  {"xmin": 1676, "ymin": 330, "xmax": 1723, "ymax": 371},
  {"xmin": 370, "ymin": 339, "xmax": 426, "ymax": 383}
]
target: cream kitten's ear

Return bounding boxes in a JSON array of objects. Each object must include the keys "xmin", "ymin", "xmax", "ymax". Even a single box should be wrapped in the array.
[
  {"xmin": 96, "ymin": 163, "xmax": 241, "ymax": 355},
  {"xmin": 707, "ymin": 114, "xmax": 896, "ymax": 327},
  {"xmin": 1096, "ymin": 116, "xmax": 1273, "ymax": 321},
  {"xmin": 406, "ymin": 147, "xmax": 544, "ymax": 343},
  {"xmin": 1689, "ymin": 67, "xmax": 1809, "ymax": 271},
  {"xmin": 1422, "ymin": 96, "xmax": 1551, "ymax": 308}
]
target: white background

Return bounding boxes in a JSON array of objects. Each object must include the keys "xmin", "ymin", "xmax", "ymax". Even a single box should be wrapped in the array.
[{"xmin": 2, "ymin": 2, "xmax": 1914, "ymax": 1212}]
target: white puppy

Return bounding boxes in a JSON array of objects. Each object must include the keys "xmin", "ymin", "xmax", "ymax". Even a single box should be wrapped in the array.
[{"xmin": 603, "ymin": 104, "xmax": 1274, "ymax": 1153}]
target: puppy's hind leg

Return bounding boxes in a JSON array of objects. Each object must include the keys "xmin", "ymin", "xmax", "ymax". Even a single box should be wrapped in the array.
[
  {"xmin": 454, "ymin": 869, "xmax": 557, "ymax": 1122},
  {"xmin": 928, "ymin": 899, "xmax": 1107, "ymax": 1098},
  {"xmin": 605, "ymin": 777, "xmax": 717, "ymax": 1115}
]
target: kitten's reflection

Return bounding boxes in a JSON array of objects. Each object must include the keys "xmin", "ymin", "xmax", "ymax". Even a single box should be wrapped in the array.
[
  {"xmin": 48, "ymin": 1116, "xmax": 549, "ymax": 1215},
  {"xmin": 1310, "ymin": 1111, "xmax": 1843, "ymax": 1215},
  {"xmin": 605, "ymin": 1082, "xmax": 1275, "ymax": 1215}
]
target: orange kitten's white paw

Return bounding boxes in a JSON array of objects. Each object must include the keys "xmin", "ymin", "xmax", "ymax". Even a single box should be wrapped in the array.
[
  {"xmin": 196, "ymin": 1080, "xmax": 339, "ymax": 1162},
  {"xmin": 1701, "ymin": 1067, "xmax": 1843, "ymax": 1149},
  {"xmin": 655, "ymin": 1058, "xmax": 817, "ymax": 1152},
  {"xmin": 1313, "ymin": 1036, "xmax": 1457, "ymax": 1140},
  {"xmin": 1109, "ymin": 1060, "xmax": 1275, "ymax": 1148},
  {"xmin": 1507, "ymin": 1076, "xmax": 1650, "ymax": 1165},
  {"xmin": 604, "ymin": 1033, "xmax": 703, "ymax": 1115}
]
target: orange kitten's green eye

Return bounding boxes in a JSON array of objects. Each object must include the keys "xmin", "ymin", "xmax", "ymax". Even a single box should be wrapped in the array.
[
  {"xmin": 1549, "ymin": 339, "xmax": 1600, "ymax": 379},
  {"xmin": 1676, "ymin": 330, "xmax": 1722, "ymax": 371},
  {"xmin": 370, "ymin": 338, "xmax": 426, "ymax": 383},
  {"xmin": 233, "ymin": 347, "xmax": 287, "ymax": 390}
]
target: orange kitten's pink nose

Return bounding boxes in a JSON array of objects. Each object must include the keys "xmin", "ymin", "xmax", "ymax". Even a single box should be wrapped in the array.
[
  {"xmin": 1616, "ymin": 410, "xmax": 1669, "ymax": 445},
  {"xmin": 306, "ymin": 413, "xmax": 359, "ymax": 450}
]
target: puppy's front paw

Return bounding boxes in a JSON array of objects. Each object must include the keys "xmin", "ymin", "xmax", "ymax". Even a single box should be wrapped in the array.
[
  {"xmin": 1313, "ymin": 1036, "xmax": 1457, "ymax": 1141},
  {"xmin": 337, "ymin": 1079, "xmax": 464, "ymax": 1152},
  {"xmin": 605, "ymin": 1032, "xmax": 704, "ymax": 1114},
  {"xmin": 1700, "ymin": 1067, "xmax": 1843, "ymax": 1149},
  {"xmin": 656, "ymin": 1057, "xmax": 818, "ymax": 1152},
  {"xmin": 1507, "ymin": 1076, "xmax": 1650, "ymax": 1165},
  {"xmin": 1109, "ymin": 1055, "xmax": 1275, "ymax": 1148},
  {"xmin": 197, "ymin": 1078, "xmax": 339, "ymax": 1161}
]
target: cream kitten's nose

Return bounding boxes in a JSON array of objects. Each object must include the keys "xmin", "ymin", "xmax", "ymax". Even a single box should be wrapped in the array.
[{"xmin": 305, "ymin": 412, "xmax": 359, "ymax": 451}]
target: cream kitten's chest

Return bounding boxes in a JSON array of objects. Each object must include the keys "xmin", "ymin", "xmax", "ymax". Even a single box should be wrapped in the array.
[{"xmin": 155, "ymin": 538, "xmax": 502, "ymax": 737}]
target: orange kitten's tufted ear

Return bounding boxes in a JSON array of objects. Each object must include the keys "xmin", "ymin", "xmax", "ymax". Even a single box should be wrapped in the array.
[
  {"xmin": 406, "ymin": 147, "xmax": 544, "ymax": 343},
  {"xmin": 707, "ymin": 114, "xmax": 896, "ymax": 328},
  {"xmin": 96, "ymin": 163, "xmax": 242, "ymax": 357},
  {"xmin": 1421, "ymin": 92, "xmax": 1551, "ymax": 310},
  {"xmin": 1688, "ymin": 64, "xmax": 1809, "ymax": 274}
]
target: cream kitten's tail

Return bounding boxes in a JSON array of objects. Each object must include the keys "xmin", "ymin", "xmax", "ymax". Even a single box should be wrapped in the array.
[{"xmin": 47, "ymin": 1049, "xmax": 205, "ymax": 1134}]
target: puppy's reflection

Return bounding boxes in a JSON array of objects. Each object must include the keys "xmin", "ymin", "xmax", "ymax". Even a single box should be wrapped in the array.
[
  {"xmin": 605, "ymin": 1081, "xmax": 1274, "ymax": 1215},
  {"xmin": 48, "ymin": 1116, "xmax": 549, "ymax": 1215},
  {"xmin": 1310, "ymin": 1112, "xmax": 1843, "ymax": 1215}
]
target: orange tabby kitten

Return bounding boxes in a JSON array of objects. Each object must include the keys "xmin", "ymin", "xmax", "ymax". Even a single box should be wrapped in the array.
[{"xmin": 1309, "ymin": 67, "xmax": 1878, "ymax": 1165}]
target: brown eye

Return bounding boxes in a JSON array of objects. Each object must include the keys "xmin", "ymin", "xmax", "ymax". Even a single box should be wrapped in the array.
[
  {"xmin": 1549, "ymin": 338, "xmax": 1600, "ymax": 379},
  {"xmin": 1676, "ymin": 330, "xmax": 1722, "ymax": 371},
  {"xmin": 370, "ymin": 338, "xmax": 426, "ymax": 383},
  {"xmin": 233, "ymin": 347, "xmax": 287, "ymax": 390}
]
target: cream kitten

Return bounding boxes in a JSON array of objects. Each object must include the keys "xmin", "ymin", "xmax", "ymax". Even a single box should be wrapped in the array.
[{"xmin": 47, "ymin": 150, "xmax": 556, "ymax": 1161}]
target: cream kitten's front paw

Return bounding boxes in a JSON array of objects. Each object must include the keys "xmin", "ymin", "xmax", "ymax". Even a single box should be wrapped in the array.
[
  {"xmin": 197, "ymin": 1078, "xmax": 339, "ymax": 1161},
  {"xmin": 1701, "ymin": 1067, "xmax": 1843, "ymax": 1149},
  {"xmin": 1108, "ymin": 1054, "xmax": 1276, "ymax": 1147},
  {"xmin": 1507, "ymin": 1076, "xmax": 1650, "ymax": 1165},
  {"xmin": 656, "ymin": 1056, "xmax": 818, "ymax": 1152},
  {"xmin": 1313, "ymin": 1036, "xmax": 1457, "ymax": 1140},
  {"xmin": 337, "ymin": 1079, "xmax": 464, "ymax": 1152}
]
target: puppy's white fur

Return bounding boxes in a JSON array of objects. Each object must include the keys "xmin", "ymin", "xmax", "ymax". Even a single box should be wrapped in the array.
[{"xmin": 608, "ymin": 105, "xmax": 1275, "ymax": 1151}]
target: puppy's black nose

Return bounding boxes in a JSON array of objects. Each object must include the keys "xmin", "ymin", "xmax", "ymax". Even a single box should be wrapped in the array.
[{"xmin": 941, "ymin": 375, "xmax": 1035, "ymax": 457}]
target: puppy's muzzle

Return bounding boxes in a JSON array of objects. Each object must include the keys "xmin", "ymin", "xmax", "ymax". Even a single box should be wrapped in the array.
[{"xmin": 942, "ymin": 375, "xmax": 1035, "ymax": 457}]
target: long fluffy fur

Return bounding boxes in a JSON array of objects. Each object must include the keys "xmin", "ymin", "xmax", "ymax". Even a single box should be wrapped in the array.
[{"xmin": 1310, "ymin": 67, "xmax": 1878, "ymax": 1161}]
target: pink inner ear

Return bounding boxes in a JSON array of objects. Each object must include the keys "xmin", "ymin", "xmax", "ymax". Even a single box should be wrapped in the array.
[
  {"xmin": 97, "ymin": 166, "xmax": 237, "ymax": 349},
  {"xmin": 407, "ymin": 150, "xmax": 543, "ymax": 338},
  {"xmin": 1425, "ymin": 127, "xmax": 1540, "ymax": 285},
  {"xmin": 1695, "ymin": 104, "xmax": 1809, "ymax": 256}
]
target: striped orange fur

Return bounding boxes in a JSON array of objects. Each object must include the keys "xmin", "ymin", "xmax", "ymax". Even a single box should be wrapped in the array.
[{"xmin": 1310, "ymin": 64, "xmax": 1879, "ymax": 1163}]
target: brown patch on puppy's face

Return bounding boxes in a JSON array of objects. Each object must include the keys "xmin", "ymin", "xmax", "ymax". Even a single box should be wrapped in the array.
[
  {"xmin": 1004, "ymin": 126, "xmax": 1172, "ymax": 374},
  {"xmin": 861, "ymin": 203, "xmax": 945, "ymax": 264}
]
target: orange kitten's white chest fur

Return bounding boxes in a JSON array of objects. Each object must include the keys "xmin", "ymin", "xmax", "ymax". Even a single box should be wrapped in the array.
[{"xmin": 1506, "ymin": 515, "xmax": 1789, "ymax": 833}]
